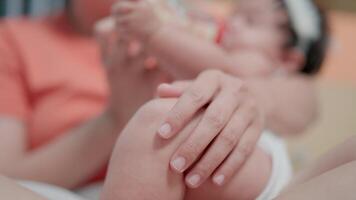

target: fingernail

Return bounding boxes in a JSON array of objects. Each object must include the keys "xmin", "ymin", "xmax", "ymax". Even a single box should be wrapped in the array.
[
  {"xmin": 158, "ymin": 123, "xmax": 173, "ymax": 139},
  {"xmin": 170, "ymin": 157, "xmax": 186, "ymax": 172},
  {"xmin": 186, "ymin": 174, "xmax": 201, "ymax": 187},
  {"xmin": 213, "ymin": 175, "xmax": 225, "ymax": 186}
]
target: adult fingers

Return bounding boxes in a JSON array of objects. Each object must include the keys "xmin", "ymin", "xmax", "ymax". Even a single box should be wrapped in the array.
[
  {"xmin": 170, "ymin": 86, "xmax": 240, "ymax": 178},
  {"xmin": 183, "ymin": 93, "xmax": 254, "ymax": 188},
  {"xmin": 157, "ymin": 70, "xmax": 223, "ymax": 139},
  {"xmin": 212, "ymin": 116, "xmax": 263, "ymax": 186}
]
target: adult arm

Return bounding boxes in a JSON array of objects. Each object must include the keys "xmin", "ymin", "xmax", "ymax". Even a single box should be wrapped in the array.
[
  {"xmin": 276, "ymin": 160, "xmax": 356, "ymax": 200},
  {"xmin": 0, "ymin": 21, "xmax": 159, "ymax": 189},
  {"xmin": 0, "ymin": 24, "xmax": 122, "ymax": 188},
  {"xmin": 288, "ymin": 136, "xmax": 356, "ymax": 187},
  {"xmin": 277, "ymin": 136, "xmax": 356, "ymax": 200},
  {"xmin": 0, "ymin": 113, "xmax": 120, "ymax": 189}
]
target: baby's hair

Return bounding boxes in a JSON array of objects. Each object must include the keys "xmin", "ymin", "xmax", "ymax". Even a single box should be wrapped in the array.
[{"xmin": 281, "ymin": 0, "xmax": 329, "ymax": 75}]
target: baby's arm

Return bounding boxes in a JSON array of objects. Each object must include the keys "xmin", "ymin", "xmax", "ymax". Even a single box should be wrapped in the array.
[
  {"xmin": 148, "ymin": 24, "xmax": 244, "ymax": 79},
  {"xmin": 113, "ymin": 1, "xmax": 246, "ymax": 79},
  {"xmin": 246, "ymin": 75, "xmax": 318, "ymax": 135}
]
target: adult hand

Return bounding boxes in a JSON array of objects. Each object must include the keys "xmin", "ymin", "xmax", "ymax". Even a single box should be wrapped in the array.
[{"xmin": 156, "ymin": 70, "xmax": 265, "ymax": 188}]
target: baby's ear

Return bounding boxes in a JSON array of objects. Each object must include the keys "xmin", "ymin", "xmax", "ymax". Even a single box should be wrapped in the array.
[{"xmin": 283, "ymin": 48, "xmax": 305, "ymax": 73}]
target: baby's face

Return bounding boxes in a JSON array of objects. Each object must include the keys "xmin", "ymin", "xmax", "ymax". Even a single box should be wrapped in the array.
[{"xmin": 222, "ymin": 0, "xmax": 289, "ymax": 64}]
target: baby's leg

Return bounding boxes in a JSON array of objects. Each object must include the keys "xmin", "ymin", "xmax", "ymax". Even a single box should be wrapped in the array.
[
  {"xmin": 101, "ymin": 99, "xmax": 194, "ymax": 200},
  {"xmin": 101, "ymin": 99, "xmax": 272, "ymax": 200},
  {"xmin": 185, "ymin": 147, "xmax": 272, "ymax": 200}
]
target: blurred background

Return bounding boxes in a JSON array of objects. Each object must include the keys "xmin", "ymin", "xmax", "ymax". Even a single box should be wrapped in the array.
[
  {"xmin": 287, "ymin": 0, "xmax": 356, "ymax": 171},
  {"xmin": 0, "ymin": 0, "xmax": 66, "ymax": 17},
  {"xmin": 0, "ymin": 0, "xmax": 355, "ymax": 171}
]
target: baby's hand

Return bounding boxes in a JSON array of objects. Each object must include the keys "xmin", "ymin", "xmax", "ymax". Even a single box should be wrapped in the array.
[{"xmin": 112, "ymin": 0, "xmax": 162, "ymax": 43}]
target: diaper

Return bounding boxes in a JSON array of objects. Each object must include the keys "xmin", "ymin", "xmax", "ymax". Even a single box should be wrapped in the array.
[
  {"xmin": 256, "ymin": 132, "xmax": 293, "ymax": 200},
  {"xmin": 19, "ymin": 181, "xmax": 84, "ymax": 200}
]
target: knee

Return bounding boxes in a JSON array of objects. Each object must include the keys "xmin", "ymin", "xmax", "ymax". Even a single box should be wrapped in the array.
[
  {"xmin": 116, "ymin": 98, "xmax": 178, "ymax": 150},
  {"xmin": 133, "ymin": 98, "xmax": 177, "ymax": 128}
]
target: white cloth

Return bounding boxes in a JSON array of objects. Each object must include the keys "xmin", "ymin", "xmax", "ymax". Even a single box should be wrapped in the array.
[
  {"xmin": 256, "ymin": 132, "xmax": 293, "ymax": 200},
  {"xmin": 75, "ymin": 183, "xmax": 103, "ymax": 200},
  {"xmin": 19, "ymin": 181, "xmax": 84, "ymax": 200}
]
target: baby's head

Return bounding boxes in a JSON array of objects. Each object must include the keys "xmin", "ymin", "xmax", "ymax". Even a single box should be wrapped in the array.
[{"xmin": 223, "ymin": 0, "xmax": 329, "ymax": 76}]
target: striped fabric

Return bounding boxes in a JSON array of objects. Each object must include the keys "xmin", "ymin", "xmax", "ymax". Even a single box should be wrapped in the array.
[{"xmin": 0, "ymin": 0, "xmax": 67, "ymax": 17}]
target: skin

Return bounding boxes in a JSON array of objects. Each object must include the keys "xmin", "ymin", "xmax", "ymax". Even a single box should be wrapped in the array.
[
  {"xmin": 154, "ymin": 71, "xmax": 316, "ymax": 187},
  {"xmin": 155, "ymin": 71, "xmax": 265, "ymax": 188},
  {"xmin": 103, "ymin": 124, "xmax": 356, "ymax": 200},
  {"xmin": 0, "ymin": 113, "xmax": 118, "ymax": 189},
  {"xmin": 276, "ymin": 136, "xmax": 356, "ymax": 200},
  {"xmin": 109, "ymin": 0, "xmax": 317, "ymax": 187},
  {"xmin": 101, "ymin": 96, "xmax": 356, "ymax": 200},
  {"xmin": 94, "ymin": 1, "xmax": 315, "ymax": 190},
  {"xmin": 113, "ymin": 0, "xmax": 299, "ymax": 79},
  {"xmin": 288, "ymin": 136, "xmax": 356, "ymax": 187},
  {"xmin": 277, "ymin": 161, "xmax": 356, "ymax": 200},
  {"xmin": 98, "ymin": 21, "xmax": 317, "ymax": 191},
  {"xmin": 101, "ymin": 98, "xmax": 271, "ymax": 200},
  {"xmin": 245, "ymin": 76, "xmax": 317, "ymax": 135}
]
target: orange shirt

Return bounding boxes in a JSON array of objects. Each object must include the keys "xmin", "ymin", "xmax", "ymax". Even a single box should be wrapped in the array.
[{"xmin": 0, "ymin": 16, "xmax": 108, "ymax": 182}]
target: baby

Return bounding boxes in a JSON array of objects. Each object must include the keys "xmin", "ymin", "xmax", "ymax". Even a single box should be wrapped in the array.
[
  {"xmin": 110, "ymin": 0, "xmax": 327, "ymax": 79},
  {"xmin": 97, "ymin": 0, "xmax": 328, "ymax": 199}
]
